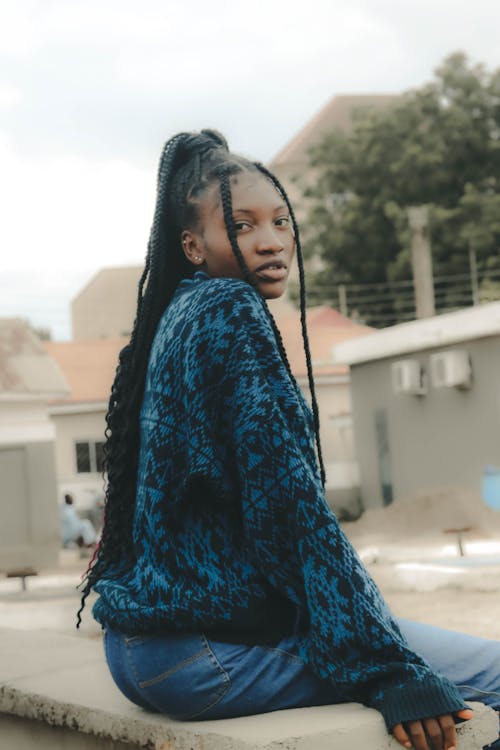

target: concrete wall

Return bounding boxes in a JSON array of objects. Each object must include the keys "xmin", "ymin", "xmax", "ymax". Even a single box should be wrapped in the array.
[
  {"xmin": 0, "ymin": 400, "xmax": 56, "ymax": 444},
  {"xmin": 0, "ymin": 400, "xmax": 59, "ymax": 572},
  {"xmin": 350, "ymin": 335, "xmax": 500, "ymax": 508}
]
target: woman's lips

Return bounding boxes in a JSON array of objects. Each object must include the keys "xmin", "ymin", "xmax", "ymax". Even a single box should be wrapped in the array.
[{"xmin": 254, "ymin": 266, "xmax": 288, "ymax": 282}]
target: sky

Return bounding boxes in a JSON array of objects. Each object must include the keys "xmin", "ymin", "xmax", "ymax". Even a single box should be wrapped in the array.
[{"xmin": 2, "ymin": 0, "xmax": 500, "ymax": 339}]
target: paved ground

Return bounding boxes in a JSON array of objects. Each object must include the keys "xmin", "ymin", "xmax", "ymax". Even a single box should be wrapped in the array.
[
  {"xmin": 360, "ymin": 534, "xmax": 500, "ymax": 640},
  {"xmin": 0, "ymin": 550, "xmax": 101, "ymax": 639},
  {"xmin": 1, "ymin": 540, "xmax": 500, "ymax": 641}
]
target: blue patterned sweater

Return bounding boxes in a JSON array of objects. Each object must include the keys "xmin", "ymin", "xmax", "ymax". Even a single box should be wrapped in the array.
[{"xmin": 93, "ymin": 271, "xmax": 466, "ymax": 729}]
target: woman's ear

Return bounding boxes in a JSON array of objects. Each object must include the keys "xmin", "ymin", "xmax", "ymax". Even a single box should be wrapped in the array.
[{"xmin": 181, "ymin": 231, "xmax": 205, "ymax": 267}]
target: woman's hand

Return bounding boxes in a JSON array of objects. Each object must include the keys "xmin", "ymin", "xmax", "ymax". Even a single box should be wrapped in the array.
[{"xmin": 392, "ymin": 708, "xmax": 474, "ymax": 750}]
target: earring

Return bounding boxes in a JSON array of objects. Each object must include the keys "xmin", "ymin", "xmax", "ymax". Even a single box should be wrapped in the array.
[{"xmin": 193, "ymin": 256, "xmax": 203, "ymax": 263}]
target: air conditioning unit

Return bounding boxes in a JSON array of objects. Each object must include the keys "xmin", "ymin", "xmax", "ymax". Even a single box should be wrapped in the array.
[
  {"xmin": 430, "ymin": 350, "xmax": 472, "ymax": 389},
  {"xmin": 391, "ymin": 359, "xmax": 427, "ymax": 396}
]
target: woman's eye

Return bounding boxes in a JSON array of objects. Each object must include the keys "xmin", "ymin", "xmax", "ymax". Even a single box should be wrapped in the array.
[
  {"xmin": 275, "ymin": 216, "xmax": 290, "ymax": 227},
  {"xmin": 234, "ymin": 221, "xmax": 251, "ymax": 231}
]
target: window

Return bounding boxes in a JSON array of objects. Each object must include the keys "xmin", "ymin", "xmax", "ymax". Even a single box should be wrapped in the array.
[{"xmin": 75, "ymin": 441, "xmax": 105, "ymax": 474}]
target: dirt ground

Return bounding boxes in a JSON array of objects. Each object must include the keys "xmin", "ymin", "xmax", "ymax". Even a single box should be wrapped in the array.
[
  {"xmin": 343, "ymin": 486, "xmax": 500, "ymax": 640},
  {"xmin": 375, "ymin": 581, "xmax": 500, "ymax": 640}
]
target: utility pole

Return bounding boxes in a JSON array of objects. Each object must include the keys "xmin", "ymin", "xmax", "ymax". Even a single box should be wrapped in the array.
[
  {"xmin": 408, "ymin": 205, "xmax": 435, "ymax": 319},
  {"xmin": 469, "ymin": 243, "xmax": 480, "ymax": 306},
  {"xmin": 338, "ymin": 284, "xmax": 348, "ymax": 317}
]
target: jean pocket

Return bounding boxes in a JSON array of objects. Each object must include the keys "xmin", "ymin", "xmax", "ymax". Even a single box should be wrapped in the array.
[{"xmin": 125, "ymin": 633, "xmax": 231, "ymax": 720}]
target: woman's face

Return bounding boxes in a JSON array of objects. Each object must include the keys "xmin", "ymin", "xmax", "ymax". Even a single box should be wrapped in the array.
[{"xmin": 181, "ymin": 170, "xmax": 295, "ymax": 299}]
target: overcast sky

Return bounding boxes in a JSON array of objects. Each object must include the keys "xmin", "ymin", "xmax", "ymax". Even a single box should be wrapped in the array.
[{"xmin": 2, "ymin": 0, "xmax": 500, "ymax": 339}]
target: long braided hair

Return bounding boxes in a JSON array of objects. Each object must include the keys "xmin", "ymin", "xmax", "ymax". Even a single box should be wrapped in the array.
[{"xmin": 77, "ymin": 129, "xmax": 325, "ymax": 626}]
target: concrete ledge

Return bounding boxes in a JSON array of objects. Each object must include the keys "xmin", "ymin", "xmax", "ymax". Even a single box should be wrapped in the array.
[{"xmin": 0, "ymin": 628, "xmax": 498, "ymax": 750}]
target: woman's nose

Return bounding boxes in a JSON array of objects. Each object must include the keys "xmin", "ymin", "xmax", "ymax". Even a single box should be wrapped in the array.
[{"xmin": 255, "ymin": 226, "xmax": 284, "ymax": 253}]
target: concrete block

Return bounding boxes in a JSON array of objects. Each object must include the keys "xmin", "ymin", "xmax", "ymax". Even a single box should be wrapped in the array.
[{"xmin": 0, "ymin": 628, "xmax": 498, "ymax": 750}]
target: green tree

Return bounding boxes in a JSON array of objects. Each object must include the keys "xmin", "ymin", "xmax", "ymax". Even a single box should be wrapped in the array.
[{"xmin": 303, "ymin": 52, "xmax": 500, "ymax": 326}]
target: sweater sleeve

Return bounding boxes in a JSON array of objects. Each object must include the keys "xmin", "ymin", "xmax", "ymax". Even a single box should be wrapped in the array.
[{"xmin": 206, "ymin": 283, "xmax": 467, "ymax": 731}]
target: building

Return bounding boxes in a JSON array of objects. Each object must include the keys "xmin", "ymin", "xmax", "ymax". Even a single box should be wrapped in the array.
[
  {"xmin": 72, "ymin": 266, "xmax": 142, "ymax": 341},
  {"xmin": 334, "ymin": 302, "xmax": 500, "ymax": 509},
  {"xmin": 43, "ymin": 337, "xmax": 127, "ymax": 510},
  {"xmin": 0, "ymin": 319, "xmax": 69, "ymax": 573}
]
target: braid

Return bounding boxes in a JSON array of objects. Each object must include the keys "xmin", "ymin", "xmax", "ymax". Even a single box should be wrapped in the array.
[
  {"xmin": 218, "ymin": 169, "xmax": 297, "ymax": 387},
  {"xmin": 254, "ymin": 163, "xmax": 326, "ymax": 488},
  {"xmin": 218, "ymin": 166, "xmax": 326, "ymax": 488},
  {"xmin": 77, "ymin": 130, "xmax": 227, "ymax": 626},
  {"xmin": 217, "ymin": 169, "xmax": 253, "ymax": 285}
]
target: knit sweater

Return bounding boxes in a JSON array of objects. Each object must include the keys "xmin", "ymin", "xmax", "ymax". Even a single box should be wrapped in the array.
[{"xmin": 93, "ymin": 270, "xmax": 466, "ymax": 730}]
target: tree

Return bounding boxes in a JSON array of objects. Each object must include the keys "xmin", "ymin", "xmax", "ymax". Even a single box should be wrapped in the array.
[
  {"xmin": 303, "ymin": 53, "xmax": 500, "ymax": 326},
  {"xmin": 27, "ymin": 321, "xmax": 52, "ymax": 340}
]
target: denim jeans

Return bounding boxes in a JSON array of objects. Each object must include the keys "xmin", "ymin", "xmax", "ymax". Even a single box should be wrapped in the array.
[{"xmin": 104, "ymin": 618, "xmax": 500, "ymax": 747}]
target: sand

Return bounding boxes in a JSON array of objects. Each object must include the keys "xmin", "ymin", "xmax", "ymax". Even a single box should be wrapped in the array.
[
  {"xmin": 336, "ymin": 487, "xmax": 500, "ymax": 639},
  {"xmin": 343, "ymin": 486, "xmax": 500, "ymax": 544}
]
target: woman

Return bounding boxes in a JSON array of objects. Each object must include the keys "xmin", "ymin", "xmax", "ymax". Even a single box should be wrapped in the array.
[{"xmin": 78, "ymin": 130, "xmax": 499, "ymax": 750}]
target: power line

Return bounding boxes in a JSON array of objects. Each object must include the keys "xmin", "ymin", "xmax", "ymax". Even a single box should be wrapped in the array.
[
  {"xmin": 356, "ymin": 303, "xmax": 481, "ymax": 326},
  {"xmin": 308, "ymin": 265, "xmax": 500, "ymax": 295}
]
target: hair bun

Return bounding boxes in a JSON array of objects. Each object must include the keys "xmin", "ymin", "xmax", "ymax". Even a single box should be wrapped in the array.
[
  {"xmin": 200, "ymin": 129, "xmax": 229, "ymax": 151},
  {"xmin": 177, "ymin": 130, "xmax": 229, "ymax": 163}
]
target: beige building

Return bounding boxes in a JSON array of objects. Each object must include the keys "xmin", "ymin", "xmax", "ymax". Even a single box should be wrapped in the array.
[
  {"xmin": 0, "ymin": 319, "xmax": 69, "ymax": 573},
  {"xmin": 72, "ymin": 266, "xmax": 142, "ymax": 340},
  {"xmin": 44, "ymin": 338, "xmax": 127, "ymax": 510}
]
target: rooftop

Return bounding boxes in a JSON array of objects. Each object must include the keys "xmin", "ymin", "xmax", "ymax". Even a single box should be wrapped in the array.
[
  {"xmin": 43, "ymin": 337, "xmax": 127, "ymax": 404},
  {"xmin": 269, "ymin": 94, "xmax": 397, "ymax": 169},
  {"xmin": 278, "ymin": 305, "xmax": 372, "ymax": 377},
  {"xmin": 334, "ymin": 302, "xmax": 500, "ymax": 365},
  {"xmin": 0, "ymin": 318, "xmax": 69, "ymax": 399},
  {"xmin": 71, "ymin": 265, "xmax": 143, "ymax": 305}
]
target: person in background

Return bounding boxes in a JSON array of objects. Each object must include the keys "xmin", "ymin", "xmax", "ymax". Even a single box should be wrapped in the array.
[{"xmin": 60, "ymin": 494, "xmax": 97, "ymax": 548}]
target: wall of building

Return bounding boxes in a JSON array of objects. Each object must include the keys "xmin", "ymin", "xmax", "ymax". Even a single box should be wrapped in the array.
[
  {"xmin": 0, "ymin": 400, "xmax": 59, "ymax": 572},
  {"xmin": 300, "ymin": 376, "xmax": 360, "ymax": 517},
  {"xmin": 50, "ymin": 408, "xmax": 106, "ymax": 509},
  {"xmin": 350, "ymin": 335, "xmax": 500, "ymax": 508},
  {"xmin": 72, "ymin": 268, "xmax": 140, "ymax": 340}
]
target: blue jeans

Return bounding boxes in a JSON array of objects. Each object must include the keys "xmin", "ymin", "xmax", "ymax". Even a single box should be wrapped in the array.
[{"xmin": 104, "ymin": 618, "xmax": 500, "ymax": 746}]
